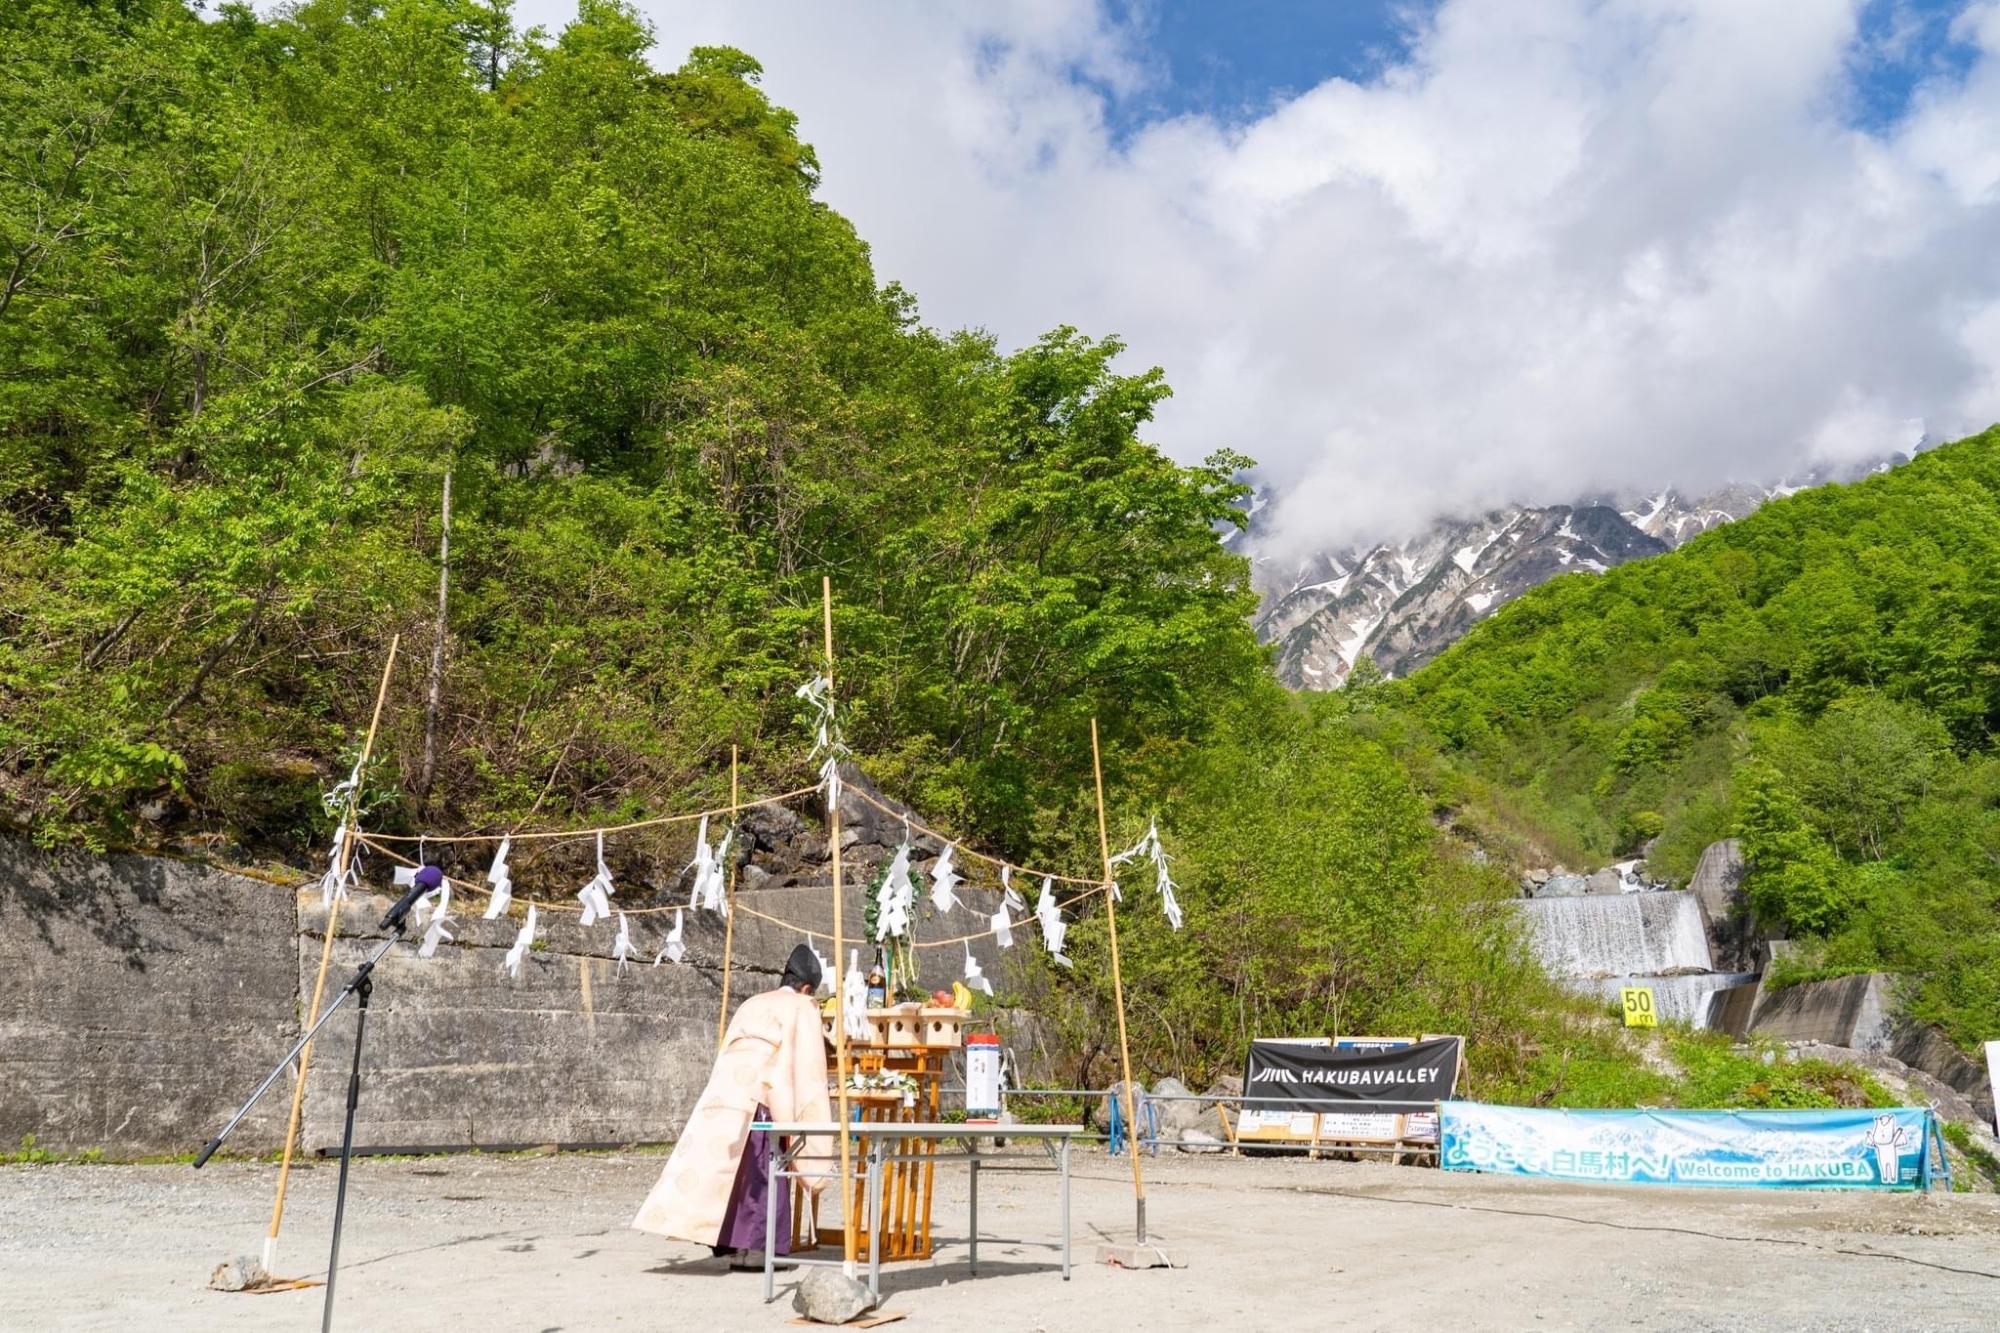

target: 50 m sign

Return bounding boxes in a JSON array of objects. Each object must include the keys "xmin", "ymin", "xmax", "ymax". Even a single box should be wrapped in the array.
[{"xmin": 1621, "ymin": 987, "xmax": 1658, "ymax": 1028}]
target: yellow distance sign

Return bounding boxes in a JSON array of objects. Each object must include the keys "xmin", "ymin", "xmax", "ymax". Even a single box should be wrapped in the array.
[{"xmin": 1621, "ymin": 986, "xmax": 1658, "ymax": 1028}]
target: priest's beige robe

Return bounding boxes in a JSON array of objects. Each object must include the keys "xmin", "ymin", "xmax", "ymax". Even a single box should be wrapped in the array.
[{"xmin": 632, "ymin": 985, "xmax": 834, "ymax": 1246}]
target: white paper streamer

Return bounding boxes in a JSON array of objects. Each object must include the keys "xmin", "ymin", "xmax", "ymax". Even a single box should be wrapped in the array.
[
  {"xmin": 1036, "ymin": 876, "xmax": 1071, "ymax": 967},
  {"xmin": 317, "ymin": 826, "xmax": 358, "ymax": 908},
  {"xmin": 577, "ymin": 831, "xmax": 615, "ymax": 926},
  {"xmin": 1112, "ymin": 819, "xmax": 1182, "ymax": 931},
  {"xmin": 795, "ymin": 673, "xmax": 836, "ymax": 754},
  {"xmin": 613, "ymin": 911, "xmax": 634, "ymax": 973},
  {"xmin": 501, "ymin": 904, "xmax": 538, "ymax": 979},
  {"xmin": 929, "ymin": 844, "xmax": 962, "ymax": 914},
  {"xmin": 820, "ymin": 755, "xmax": 844, "ymax": 816},
  {"xmin": 962, "ymin": 943, "xmax": 993, "ymax": 996},
  {"xmin": 990, "ymin": 906, "xmax": 1014, "ymax": 949},
  {"xmin": 1001, "ymin": 866, "xmax": 1025, "ymax": 914},
  {"xmin": 686, "ymin": 818, "xmax": 731, "ymax": 914},
  {"xmin": 842, "ymin": 949, "xmax": 871, "ymax": 1041},
  {"xmin": 320, "ymin": 753, "xmax": 364, "ymax": 821},
  {"xmin": 806, "ymin": 935, "xmax": 833, "ymax": 994},
  {"xmin": 876, "ymin": 839, "xmax": 916, "ymax": 941},
  {"xmin": 417, "ymin": 885, "xmax": 452, "ymax": 958},
  {"xmin": 710, "ymin": 827, "xmax": 734, "ymax": 915},
  {"xmin": 1154, "ymin": 842, "xmax": 1183, "ymax": 931},
  {"xmin": 687, "ymin": 816, "xmax": 715, "ymax": 908},
  {"xmin": 393, "ymin": 865, "xmax": 418, "ymax": 889},
  {"xmin": 482, "ymin": 835, "xmax": 513, "ymax": 919},
  {"xmin": 796, "ymin": 673, "xmax": 850, "ymax": 812},
  {"xmin": 653, "ymin": 908, "xmax": 686, "ymax": 966}
]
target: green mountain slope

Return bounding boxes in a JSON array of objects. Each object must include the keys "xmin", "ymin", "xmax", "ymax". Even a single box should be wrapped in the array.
[{"xmin": 1392, "ymin": 429, "xmax": 2000, "ymax": 1046}]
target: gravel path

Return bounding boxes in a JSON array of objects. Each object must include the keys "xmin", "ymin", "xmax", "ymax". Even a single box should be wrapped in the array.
[{"xmin": 4, "ymin": 1150, "xmax": 1998, "ymax": 1331}]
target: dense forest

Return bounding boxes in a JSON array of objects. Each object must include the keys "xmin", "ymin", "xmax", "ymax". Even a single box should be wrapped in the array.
[
  {"xmin": 3, "ymin": 1, "xmax": 1991, "ymax": 1107},
  {"xmin": 1, "ymin": 0, "xmax": 1262, "ymax": 852}
]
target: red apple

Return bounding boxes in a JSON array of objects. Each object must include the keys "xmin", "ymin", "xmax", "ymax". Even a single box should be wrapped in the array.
[{"xmin": 930, "ymin": 989, "xmax": 955, "ymax": 1007}]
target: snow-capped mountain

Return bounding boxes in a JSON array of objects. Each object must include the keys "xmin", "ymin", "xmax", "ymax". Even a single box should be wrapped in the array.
[{"xmin": 1251, "ymin": 456, "xmax": 1910, "ymax": 690}]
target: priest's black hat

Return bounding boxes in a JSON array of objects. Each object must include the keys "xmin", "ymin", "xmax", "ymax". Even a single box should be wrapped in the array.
[{"xmin": 781, "ymin": 943, "xmax": 823, "ymax": 991}]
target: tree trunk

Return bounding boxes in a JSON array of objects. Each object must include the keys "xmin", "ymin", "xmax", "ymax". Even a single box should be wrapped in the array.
[
  {"xmin": 418, "ymin": 469, "xmax": 453, "ymax": 803},
  {"xmin": 163, "ymin": 587, "xmax": 269, "ymax": 720}
]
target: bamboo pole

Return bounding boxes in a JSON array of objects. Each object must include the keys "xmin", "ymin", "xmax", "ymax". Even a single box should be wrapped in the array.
[
  {"xmin": 823, "ymin": 577, "xmax": 858, "ymax": 1273},
  {"xmin": 262, "ymin": 635, "xmax": 400, "ymax": 1272},
  {"xmin": 1090, "ymin": 717, "xmax": 1149, "ymax": 1244},
  {"xmin": 716, "ymin": 744, "xmax": 739, "ymax": 1052}
]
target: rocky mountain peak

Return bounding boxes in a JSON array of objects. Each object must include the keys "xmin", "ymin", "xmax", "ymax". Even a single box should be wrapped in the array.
[{"xmin": 1249, "ymin": 453, "xmax": 1911, "ymax": 689}]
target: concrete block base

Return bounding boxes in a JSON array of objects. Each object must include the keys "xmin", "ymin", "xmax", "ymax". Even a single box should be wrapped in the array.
[{"xmin": 1096, "ymin": 1241, "xmax": 1176, "ymax": 1269}]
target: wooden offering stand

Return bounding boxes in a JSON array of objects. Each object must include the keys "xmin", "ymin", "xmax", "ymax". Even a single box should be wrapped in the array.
[{"xmin": 794, "ymin": 1007, "xmax": 967, "ymax": 1262}]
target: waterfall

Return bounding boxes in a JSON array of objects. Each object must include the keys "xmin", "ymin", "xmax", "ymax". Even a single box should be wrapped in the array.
[
  {"xmin": 1514, "ymin": 891, "xmax": 1740, "ymax": 1028},
  {"xmin": 1518, "ymin": 893, "xmax": 1713, "ymax": 977}
]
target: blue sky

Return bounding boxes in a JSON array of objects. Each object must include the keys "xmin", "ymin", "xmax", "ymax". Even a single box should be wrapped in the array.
[
  {"xmin": 1850, "ymin": 0, "xmax": 1985, "ymax": 123},
  {"xmin": 1091, "ymin": 0, "xmax": 1980, "ymax": 133},
  {"xmin": 1106, "ymin": 0, "xmax": 1437, "ymax": 131}
]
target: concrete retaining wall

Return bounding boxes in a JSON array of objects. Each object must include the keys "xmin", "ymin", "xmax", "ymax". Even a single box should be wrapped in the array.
[
  {"xmin": 0, "ymin": 789, "xmax": 1022, "ymax": 1159},
  {"xmin": 295, "ymin": 898, "xmax": 724, "ymax": 1153},
  {"xmin": 1746, "ymin": 973, "xmax": 1899, "ymax": 1050},
  {"xmin": 0, "ymin": 841, "xmax": 299, "ymax": 1156}
]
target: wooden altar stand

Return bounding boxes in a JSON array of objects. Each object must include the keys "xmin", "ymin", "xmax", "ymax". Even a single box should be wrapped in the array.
[{"xmin": 792, "ymin": 1008, "xmax": 965, "ymax": 1262}]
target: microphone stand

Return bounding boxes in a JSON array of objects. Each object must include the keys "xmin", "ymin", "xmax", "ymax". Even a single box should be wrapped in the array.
[{"xmin": 195, "ymin": 914, "xmax": 410, "ymax": 1332}]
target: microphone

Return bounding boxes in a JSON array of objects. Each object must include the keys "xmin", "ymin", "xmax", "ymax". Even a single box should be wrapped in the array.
[{"xmin": 380, "ymin": 864, "xmax": 443, "ymax": 932}]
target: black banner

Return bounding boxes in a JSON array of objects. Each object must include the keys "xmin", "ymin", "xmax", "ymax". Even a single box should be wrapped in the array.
[{"xmin": 1243, "ymin": 1037, "xmax": 1462, "ymax": 1112}]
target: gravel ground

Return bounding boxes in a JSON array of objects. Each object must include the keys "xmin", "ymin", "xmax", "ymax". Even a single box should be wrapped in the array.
[{"xmin": 4, "ymin": 1149, "xmax": 1998, "ymax": 1331}]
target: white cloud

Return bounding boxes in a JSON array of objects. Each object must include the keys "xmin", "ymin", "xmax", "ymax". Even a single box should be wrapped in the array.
[{"xmin": 518, "ymin": 0, "xmax": 2000, "ymax": 555}]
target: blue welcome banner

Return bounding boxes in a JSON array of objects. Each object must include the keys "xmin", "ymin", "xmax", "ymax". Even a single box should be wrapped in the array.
[{"xmin": 1439, "ymin": 1102, "xmax": 1935, "ymax": 1189}]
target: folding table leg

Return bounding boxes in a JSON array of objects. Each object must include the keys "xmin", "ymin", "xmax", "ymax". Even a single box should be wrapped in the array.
[
  {"xmin": 764, "ymin": 1147, "xmax": 779, "ymax": 1302},
  {"xmin": 969, "ymin": 1155, "xmax": 979, "ymax": 1276},
  {"xmin": 868, "ymin": 1140, "xmax": 885, "ymax": 1298},
  {"xmin": 1060, "ymin": 1137, "xmax": 1071, "ymax": 1281}
]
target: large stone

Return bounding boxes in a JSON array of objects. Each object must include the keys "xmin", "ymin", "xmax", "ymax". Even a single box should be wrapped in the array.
[
  {"xmin": 1583, "ymin": 869, "xmax": 1623, "ymax": 895},
  {"xmin": 0, "ymin": 841, "xmax": 299, "ymax": 1155},
  {"xmin": 208, "ymin": 1255, "xmax": 269, "ymax": 1292},
  {"xmin": 1177, "ymin": 1128, "xmax": 1225, "ymax": 1153},
  {"xmin": 1103, "ymin": 1080, "xmax": 1147, "ymax": 1129},
  {"xmin": 1148, "ymin": 1077, "xmax": 1203, "ymax": 1135},
  {"xmin": 833, "ymin": 763, "xmax": 909, "ymax": 853},
  {"xmin": 792, "ymin": 1268, "xmax": 877, "ymax": 1324},
  {"xmin": 1536, "ymin": 874, "xmax": 1589, "ymax": 898}
]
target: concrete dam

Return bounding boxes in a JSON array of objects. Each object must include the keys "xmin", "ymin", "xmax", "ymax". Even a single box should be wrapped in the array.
[{"xmin": 1515, "ymin": 891, "xmax": 1755, "ymax": 1025}]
